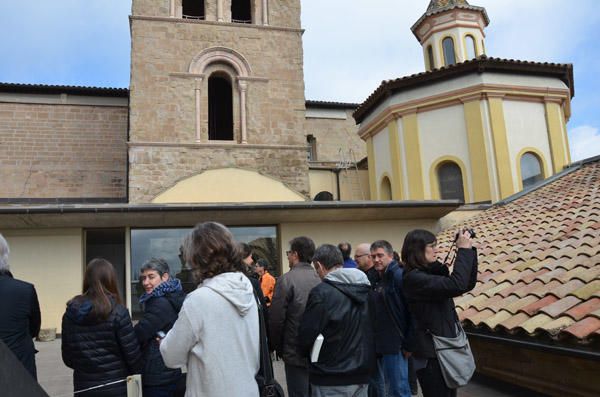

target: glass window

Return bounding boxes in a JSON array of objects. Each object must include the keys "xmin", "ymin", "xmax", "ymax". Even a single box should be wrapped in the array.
[
  {"xmin": 466, "ymin": 35, "xmax": 476, "ymax": 59},
  {"xmin": 427, "ymin": 45, "xmax": 435, "ymax": 70},
  {"xmin": 438, "ymin": 162, "xmax": 465, "ymax": 201},
  {"xmin": 380, "ymin": 177, "xmax": 392, "ymax": 200},
  {"xmin": 521, "ymin": 153, "xmax": 544, "ymax": 188},
  {"xmin": 130, "ymin": 226, "xmax": 278, "ymax": 318},
  {"xmin": 442, "ymin": 37, "xmax": 456, "ymax": 66}
]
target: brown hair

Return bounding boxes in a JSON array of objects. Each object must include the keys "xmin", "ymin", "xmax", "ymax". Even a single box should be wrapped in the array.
[
  {"xmin": 76, "ymin": 258, "xmax": 122, "ymax": 320},
  {"xmin": 401, "ymin": 229, "xmax": 437, "ymax": 272},
  {"xmin": 184, "ymin": 222, "xmax": 243, "ymax": 283}
]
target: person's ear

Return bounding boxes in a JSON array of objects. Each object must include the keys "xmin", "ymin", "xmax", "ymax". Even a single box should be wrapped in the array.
[{"xmin": 162, "ymin": 272, "xmax": 169, "ymax": 282}]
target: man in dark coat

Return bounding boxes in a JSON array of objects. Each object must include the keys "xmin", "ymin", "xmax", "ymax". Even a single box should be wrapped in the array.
[
  {"xmin": 269, "ymin": 236, "xmax": 320, "ymax": 397},
  {"xmin": 0, "ymin": 234, "xmax": 41, "ymax": 380},
  {"xmin": 298, "ymin": 244, "xmax": 375, "ymax": 396}
]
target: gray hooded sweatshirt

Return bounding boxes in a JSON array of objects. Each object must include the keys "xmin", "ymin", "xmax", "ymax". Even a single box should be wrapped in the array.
[{"xmin": 160, "ymin": 272, "xmax": 259, "ymax": 397}]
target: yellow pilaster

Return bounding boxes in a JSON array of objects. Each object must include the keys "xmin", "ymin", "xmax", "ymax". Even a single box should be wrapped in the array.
[
  {"xmin": 366, "ymin": 137, "xmax": 378, "ymax": 200},
  {"xmin": 545, "ymin": 101, "xmax": 569, "ymax": 173},
  {"xmin": 487, "ymin": 96, "xmax": 514, "ymax": 199},
  {"xmin": 463, "ymin": 99, "xmax": 491, "ymax": 202},
  {"xmin": 387, "ymin": 119, "xmax": 404, "ymax": 200},
  {"xmin": 401, "ymin": 112, "xmax": 425, "ymax": 199}
]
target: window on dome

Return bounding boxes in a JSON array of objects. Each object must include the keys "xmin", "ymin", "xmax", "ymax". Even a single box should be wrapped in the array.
[
  {"xmin": 521, "ymin": 152, "xmax": 544, "ymax": 188},
  {"xmin": 442, "ymin": 37, "xmax": 456, "ymax": 66},
  {"xmin": 438, "ymin": 162, "xmax": 464, "ymax": 201},
  {"xmin": 466, "ymin": 35, "xmax": 476, "ymax": 59},
  {"xmin": 427, "ymin": 45, "xmax": 435, "ymax": 70}
]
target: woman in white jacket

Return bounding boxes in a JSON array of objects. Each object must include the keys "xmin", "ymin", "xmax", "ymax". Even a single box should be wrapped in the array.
[{"xmin": 160, "ymin": 222, "xmax": 260, "ymax": 397}]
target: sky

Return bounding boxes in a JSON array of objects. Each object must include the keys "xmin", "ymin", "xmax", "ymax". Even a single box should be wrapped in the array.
[{"xmin": 0, "ymin": 0, "xmax": 599, "ymax": 161}]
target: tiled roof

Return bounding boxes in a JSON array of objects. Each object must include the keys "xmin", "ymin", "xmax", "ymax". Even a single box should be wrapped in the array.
[
  {"xmin": 0, "ymin": 82, "xmax": 128, "ymax": 97},
  {"xmin": 305, "ymin": 100, "xmax": 359, "ymax": 109},
  {"xmin": 437, "ymin": 156, "xmax": 600, "ymax": 345},
  {"xmin": 412, "ymin": 0, "xmax": 490, "ymax": 35},
  {"xmin": 352, "ymin": 56, "xmax": 574, "ymax": 124}
]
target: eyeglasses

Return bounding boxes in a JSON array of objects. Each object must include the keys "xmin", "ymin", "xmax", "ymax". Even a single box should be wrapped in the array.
[{"xmin": 354, "ymin": 253, "xmax": 369, "ymax": 259}]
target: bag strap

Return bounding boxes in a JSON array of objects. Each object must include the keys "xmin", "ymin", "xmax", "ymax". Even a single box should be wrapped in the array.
[{"xmin": 254, "ymin": 291, "xmax": 275, "ymax": 384}]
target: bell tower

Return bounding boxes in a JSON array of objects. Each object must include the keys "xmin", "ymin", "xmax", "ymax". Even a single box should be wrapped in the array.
[
  {"xmin": 128, "ymin": 0, "xmax": 308, "ymax": 203},
  {"xmin": 412, "ymin": 0, "xmax": 489, "ymax": 71}
]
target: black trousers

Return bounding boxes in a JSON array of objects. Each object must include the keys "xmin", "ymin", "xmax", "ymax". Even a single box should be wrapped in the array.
[{"xmin": 416, "ymin": 358, "xmax": 456, "ymax": 397}]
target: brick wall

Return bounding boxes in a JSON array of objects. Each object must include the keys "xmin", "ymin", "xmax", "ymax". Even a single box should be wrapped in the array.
[{"xmin": 0, "ymin": 102, "xmax": 128, "ymax": 200}]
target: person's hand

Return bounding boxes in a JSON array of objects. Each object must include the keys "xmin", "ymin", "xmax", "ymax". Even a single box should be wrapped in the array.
[{"xmin": 456, "ymin": 229, "xmax": 472, "ymax": 249}]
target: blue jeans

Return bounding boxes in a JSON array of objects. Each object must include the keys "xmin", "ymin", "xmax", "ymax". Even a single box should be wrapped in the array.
[
  {"xmin": 382, "ymin": 353, "xmax": 410, "ymax": 397},
  {"xmin": 368, "ymin": 357, "xmax": 385, "ymax": 397}
]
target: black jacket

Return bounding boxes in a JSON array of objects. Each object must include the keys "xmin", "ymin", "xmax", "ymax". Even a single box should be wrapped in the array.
[
  {"xmin": 402, "ymin": 248, "xmax": 478, "ymax": 358},
  {"xmin": 0, "ymin": 272, "xmax": 41, "ymax": 379},
  {"xmin": 134, "ymin": 283, "xmax": 185, "ymax": 387},
  {"xmin": 298, "ymin": 269, "xmax": 376, "ymax": 386},
  {"xmin": 61, "ymin": 298, "xmax": 143, "ymax": 396},
  {"xmin": 371, "ymin": 261, "xmax": 414, "ymax": 355},
  {"xmin": 269, "ymin": 262, "xmax": 320, "ymax": 367}
]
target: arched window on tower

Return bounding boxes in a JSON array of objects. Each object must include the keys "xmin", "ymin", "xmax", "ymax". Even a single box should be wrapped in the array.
[
  {"xmin": 438, "ymin": 162, "xmax": 465, "ymax": 201},
  {"xmin": 521, "ymin": 152, "xmax": 544, "ymax": 188},
  {"xmin": 442, "ymin": 37, "xmax": 456, "ymax": 66},
  {"xmin": 380, "ymin": 177, "xmax": 392, "ymax": 200},
  {"xmin": 427, "ymin": 45, "xmax": 435, "ymax": 70},
  {"xmin": 232, "ymin": 0, "xmax": 252, "ymax": 23},
  {"xmin": 465, "ymin": 35, "xmax": 476, "ymax": 60},
  {"xmin": 182, "ymin": 0, "xmax": 205, "ymax": 19},
  {"xmin": 208, "ymin": 73, "xmax": 234, "ymax": 141}
]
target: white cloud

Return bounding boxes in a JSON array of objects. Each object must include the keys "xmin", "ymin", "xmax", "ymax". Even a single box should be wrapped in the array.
[{"xmin": 568, "ymin": 126, "xmax": 600, "ymax": 162}]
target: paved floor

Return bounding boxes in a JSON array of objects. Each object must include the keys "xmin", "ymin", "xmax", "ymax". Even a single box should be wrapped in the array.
[{"xmin": 35, "ymin": 339, "xmax": 542, "ymax": 397}]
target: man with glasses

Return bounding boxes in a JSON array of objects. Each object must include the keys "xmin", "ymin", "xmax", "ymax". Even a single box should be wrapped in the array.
[
  {"xmin": 354, "ymin": 243, "xmax": 380, "ymax": 287},
  {"xmin": 370, "ymin": 240, "xmax": 413, "ymax": 397},
  {"xmin": 269, "ymin": 236, "xmax": 320, "ymax": 397}
]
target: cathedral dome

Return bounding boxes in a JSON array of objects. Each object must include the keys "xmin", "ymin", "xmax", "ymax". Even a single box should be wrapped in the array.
[{"xmin": 427, "ymin": 0, "xmax": 471, "ymax": 13}]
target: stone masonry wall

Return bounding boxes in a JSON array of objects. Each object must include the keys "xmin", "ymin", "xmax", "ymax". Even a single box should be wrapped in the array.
[
  {"xmin": 0, "ymin": 103, "xmax": 127, "ymax": 200},
  {"xmin": 304, "ymin": 109, "xmax": 366, "ymax": 163},
  {"xmin": 129, "ymin": 145, "xmax": 309, "ymax": 202}
]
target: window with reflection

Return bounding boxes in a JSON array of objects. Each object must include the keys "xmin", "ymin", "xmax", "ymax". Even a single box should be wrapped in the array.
[
  {"xmin": 442, "ymin": 37, "xmax": 456, "ymax": 66},
  {"xmin": 427, "ymin": 45, "xmax": 435, "ymax": 70},
  {"xmin": 130, "ymin": 226, "xmax": 278, "ymax": 318},
  {"xmin": 521, "ymin": 152, "xmax": 544, "ymax": 188},
  {"xmin": 466, "ymin": 35, "xmax": 476, "ymax": 59},
  {"xmin": 438, "ymin": 162, "xmax": 465, "ymax": 201}
]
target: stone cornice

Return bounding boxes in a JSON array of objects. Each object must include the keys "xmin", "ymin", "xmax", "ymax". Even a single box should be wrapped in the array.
[
  {"xmin": 128, "ymin": 141, "xmax": 308, "ymax": 151},
  {"xmin": 130, "ymin": 15, "xmax": 304, "ymax": 34}
]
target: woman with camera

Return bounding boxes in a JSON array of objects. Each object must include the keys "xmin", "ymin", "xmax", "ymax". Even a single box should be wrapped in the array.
[{"xmin": 401, "ymin": 229, "xmax": 478, "ymax": 397}]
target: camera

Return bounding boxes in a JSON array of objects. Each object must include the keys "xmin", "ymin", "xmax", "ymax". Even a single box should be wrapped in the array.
[{"xmin": 454, "ymin": 228, "xmax": 476, "ymax": 242}]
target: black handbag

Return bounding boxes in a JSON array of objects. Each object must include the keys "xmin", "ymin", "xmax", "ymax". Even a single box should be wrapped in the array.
[{"xmin": 254, "ymin": 293, "xmax": 285, "ymax": 397}]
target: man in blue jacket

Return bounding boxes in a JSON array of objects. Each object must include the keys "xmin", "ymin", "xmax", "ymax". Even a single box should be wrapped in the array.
[{"xmin": 370, "ymin": 240, "xmax": 413, "ymax": 397}]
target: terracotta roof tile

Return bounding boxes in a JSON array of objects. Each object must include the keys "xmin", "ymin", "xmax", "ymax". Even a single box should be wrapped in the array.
[
  {"xmin": 561, "ymin": 317, "xmax": 600, "ymax": 340},
  {"xmin": 443, "ymin": 159, "xmax": 600, "ymax": 343},
  {"xmin": 565, "ymin": 298, "xmax": 600, "ymax": 321}
]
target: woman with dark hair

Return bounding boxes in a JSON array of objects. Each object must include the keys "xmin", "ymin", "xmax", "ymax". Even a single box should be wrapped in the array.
[
  {"xmin": 160, "ymin": 222, "xmax": 260, "ymax": 397},
  {"xmin": 134, "ymin": 258, "xmax": 185, "ymax": 397},
  {"xmin": 61, "ymin": 258, "xmax": 142, "ymax": 396},
  {"xmin": 401, "ymin": 229, "xmax": 478, "ymax": 397}
]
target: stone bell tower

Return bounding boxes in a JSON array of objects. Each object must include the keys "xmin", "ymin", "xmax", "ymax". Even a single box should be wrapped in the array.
[
  {"xmin": 412, "ymin": 0, "xmax": 489, "ymax": 71},
  {"xmin": 128, "ymin": 0, "xmax": 309, "ymax": 203}
]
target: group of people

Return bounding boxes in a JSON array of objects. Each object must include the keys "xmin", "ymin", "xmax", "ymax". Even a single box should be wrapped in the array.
[{"xmin": 0, "ymin": 222, "xmax": 478, "ymax": 397}]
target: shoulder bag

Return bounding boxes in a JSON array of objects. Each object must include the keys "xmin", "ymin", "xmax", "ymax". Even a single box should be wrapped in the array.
[
  {"xmin": 430, "ymin": 322, "xmax": 475, "ymax": 388},
  {"xmin": 254, "ymin": 292, "xmax": 285, "ymax": 397}
]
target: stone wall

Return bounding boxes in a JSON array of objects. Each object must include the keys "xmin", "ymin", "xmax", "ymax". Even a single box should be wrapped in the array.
[
  {"xmin": 129, "ymin": 144, "xmax": 309, "ymax": 202},
  {"xmin": 304, "ymin": 109, "xmax": 365, "ymax": 163},
  {"xmin": 129, "ymin": 15, "xmax": 309, "ymax": 202},
  {"xmin": 0, "ymin": 102, "xmax": 127, "ymax": 200}
]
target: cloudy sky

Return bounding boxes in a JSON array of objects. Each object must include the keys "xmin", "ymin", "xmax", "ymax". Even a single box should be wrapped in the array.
[{"xmin": 0, "ymin": 0, "xmax": 598, "ymax": 161}]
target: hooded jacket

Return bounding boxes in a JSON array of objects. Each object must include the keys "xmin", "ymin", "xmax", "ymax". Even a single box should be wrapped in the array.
[
  {"xmin": 298, "ymin": 268, "xmax": 376, "ymax": 386},
  {"xmin": 61, "ymin": 297, "xmax": 142, "ymax": 396},
  {"xmin": 134, "ymin": 278, "xmax": 185, "ymax": 387},
  {"xmin": 160, "ymin": 272, "xmax": 260, "ymax": 397}
]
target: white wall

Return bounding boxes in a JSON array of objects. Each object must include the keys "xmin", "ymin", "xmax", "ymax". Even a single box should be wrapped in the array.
[{"xmin": 372, "ymin": 126, "xmax": 392, "ymax": 195}]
